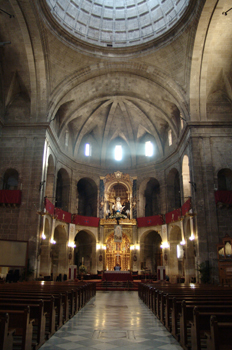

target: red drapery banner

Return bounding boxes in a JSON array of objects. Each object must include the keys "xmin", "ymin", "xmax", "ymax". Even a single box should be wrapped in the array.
[
  {"xmin": 0, "ymin": 190, "xmax": 21, "ymax": 204},
  {"xmin": 72, "ymin": 214, "xmax": 100, "ymax": 227},
  {"xmin": 54, "ymin": 208, "xmax": 72, "ymax": 223},
  {"xmin": 181, "ymin": 198, "xmax": 191, "ymax": 216},
  {"xmin": 165, "ymin": 208, "xmax": 182, "ymax": 224},
  {"xmin": 214, "ymin": 190, "xmax": 232, "ymax": 205},
  {"xmin": 44, "ymin": 198, "xmax": 54, "ymax": 215},
  {"xmin": 137, "ymin": 215, "xmax": 164, "ymax": 228}
]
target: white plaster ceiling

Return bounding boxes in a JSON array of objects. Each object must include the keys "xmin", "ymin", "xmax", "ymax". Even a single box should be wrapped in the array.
[{"xmin": 46, "ymin": 0, "xmax": 190, "ymax": 48}]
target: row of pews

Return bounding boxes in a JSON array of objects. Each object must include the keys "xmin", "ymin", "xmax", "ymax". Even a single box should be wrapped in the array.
[
  {"xmin": 139, "ymin": 283, "xmax": 232, "ymax": 350},
  {"xmin": 0, "ymin": 280, "xmax": 96, "ymax": 350}
]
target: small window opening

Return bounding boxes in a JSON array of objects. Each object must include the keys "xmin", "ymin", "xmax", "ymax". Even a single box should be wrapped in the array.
[
  {"xmin": 115, "ymin": 145, "xmax": 122, "ymax": 161},
  {"xmin": 168, "ymin": 129, "xmax": 172, "ymax": 146},
  {"xmin": 145, "ymin": 141, "xmax": 153, "ymax": 157},
  {"xmin": 85, "ymin": 143, "xmax": 91, "ymax": 157}
]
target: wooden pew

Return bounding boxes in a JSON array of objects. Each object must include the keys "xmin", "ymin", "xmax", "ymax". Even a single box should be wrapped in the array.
[
  {"xmin": 205, "ymin": 315, "xmax": 232, "ymax": 350},
  {"xmin": 0, "ymin": 296, "xmax": 56, "ymax": 338},
  {"xmin": 171, "ymin": 297, "xmax": 232, "ymax": 340},
  {"xmin": 190, "ymin": 307, "xmax": 232, "ymax": 350},
  {"xmin": 0, "ymin": 313, "xmax": 15, "ymax": 350},
  {"xmin": 0, "ymin": 301, "xmax": 46, "ymax": 349},
  {"xmin": 138, "ymin": 283, "xmax": 232, "ymax": 350},
  {"xmin": 0, "ymin": 307, "xmax": 34, "ymax": 350}
]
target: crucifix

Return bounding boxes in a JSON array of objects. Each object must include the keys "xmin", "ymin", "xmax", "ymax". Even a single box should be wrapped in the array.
[{"xmin": 115, "ymin": 253, "xmax": 120, "ymax": 264}]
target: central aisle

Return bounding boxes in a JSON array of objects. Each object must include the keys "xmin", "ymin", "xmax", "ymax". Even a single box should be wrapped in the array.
[{"xmin": 41, "ymin": 291, "xmax": 182, "ymax": 350}]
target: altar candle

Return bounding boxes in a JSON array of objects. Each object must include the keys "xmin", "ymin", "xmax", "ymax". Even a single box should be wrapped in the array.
[{"xmin": 82, "ymin": 257, "xmax": 84, "ymax": 264}]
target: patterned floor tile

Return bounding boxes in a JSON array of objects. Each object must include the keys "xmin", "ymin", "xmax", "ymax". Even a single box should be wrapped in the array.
[{"xmin": 40, "ymin": 291, "xmax": 183, "ymax": 350}]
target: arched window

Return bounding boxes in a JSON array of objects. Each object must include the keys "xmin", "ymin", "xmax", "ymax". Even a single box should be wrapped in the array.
[
  {"xmin": 182, "ymin": 155, "xmax": 191, "ymax": 199},
  {"xmin": 114, "ymin": 145, "xmax": 122, "ymax": 161},
  {"xmin": 85, "ymin": 143, "xmax": 91, "ymax": 157},
  {"xmin": 145, "ymin": 141, "xmax": 154, "ymax": 157},
  {"xmin": 168, "ymin": 129, "xmax": 172, "ymax": 146}
]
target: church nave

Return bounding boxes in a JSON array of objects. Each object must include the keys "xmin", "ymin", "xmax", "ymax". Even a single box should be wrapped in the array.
[{"xmin": 40, "ymin": 291, "xmax": 182, "ymax": 350}]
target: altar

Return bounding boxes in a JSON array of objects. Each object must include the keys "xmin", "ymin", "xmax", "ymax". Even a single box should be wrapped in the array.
[{"xmin": 103, "ymin": 271, "xmax": 133, "ymax": 282}]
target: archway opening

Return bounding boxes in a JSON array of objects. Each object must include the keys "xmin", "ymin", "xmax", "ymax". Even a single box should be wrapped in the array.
[
  {"xmin": 140, "ymin": 231, "xmax": 162, "ymax": 275},
  {"xmin": 77, "ymin": 178, "xmax": 97, "ymax": 217},
  {"xmin": 74, "ymin": 230, "xmax": 96, "ymax": 274},
  {"xmin": 144, "ymin": 178, "xmax": 160, "ymax": 216},
  {"xmin": 55, "ymin": 169, "xmax": 70, "ymax": 211},
  {"xmin": 167, "ymin": 168, "xmax": 181, "ymax": 212}
]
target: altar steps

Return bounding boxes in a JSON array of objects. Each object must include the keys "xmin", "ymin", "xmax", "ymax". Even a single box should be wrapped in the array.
[{"xmin": 96, "ymin": 280, "xmax": 139, "ymax": 291}]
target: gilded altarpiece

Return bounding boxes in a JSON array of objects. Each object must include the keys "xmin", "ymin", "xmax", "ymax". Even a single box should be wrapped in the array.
[
  {"xmin": 101, "ymin": 222, "xmax": 135, "ymax": 271},
  {"xmin": 105, "ymin": 232, "xmax": 130, "ymax": 271}
]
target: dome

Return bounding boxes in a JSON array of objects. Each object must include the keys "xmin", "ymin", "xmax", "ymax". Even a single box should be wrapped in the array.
[{"xmin": 44, "ymin": 0, "xmax": 191, "ymax": 54}]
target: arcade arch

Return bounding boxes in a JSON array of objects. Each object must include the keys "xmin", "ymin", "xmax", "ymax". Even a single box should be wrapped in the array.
[
  {"xmin": 166, "ymin": 168, "xmax": 181, "ymax": 212},
  {"xmin": 144, "ymin": 178, "xmax": 160, "ymax": 217},
  {"xmin": 55, "ymin": 168, "xmax": 70, "ymax": 211},
  {"xmin": 74, "ymin": 230, "xmax": 96, "ymax": 274},
  {"xmin": 77, "ymin": 178, "xmax": 97, "ymax": 217},
  {"xmin": 140, "ymin": 230, "xmax": 162, "ymax": 275}
]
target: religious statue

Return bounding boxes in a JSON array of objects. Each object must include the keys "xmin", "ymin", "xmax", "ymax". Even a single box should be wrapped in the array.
[{"xmin": 112, "ymin": 197, "xmax": 125, "ymax": 215}]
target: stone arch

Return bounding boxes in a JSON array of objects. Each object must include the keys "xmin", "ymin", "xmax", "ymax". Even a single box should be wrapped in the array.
[
  {"xmin": 74, "ymin": 230, "xmax": 96, "ymax": 274},
  {"xmin": 140, "ymin": 230, "xmax": 162, "ymax": 275},
  {"xmin": 182, "ymin": 155, "xmax": 191, "ymax": 200},
  {"xmin": 45, "ymin": 154, "xmax": 55, "ymax": 201},
  {"xmin": 77, "ymin": 178, "xmax": 98, "ymax": 217},
  {"xmin": 169, "ymin": 225, "xmax": 183, "ymax": 282},
  {"xmin": 51, "ymin": 225, "xmax": 68, "ymax": 281},
  {"xmin": 48, "ymin": 63, "xmax": 189, "ymax": 123},
  {"xmin": 166, "ymin": 168, "xmax": 181, "ymax": 212},
  {"xmin": 2, "ymin": 168, "xmax": 19, "ymax": 190},
  {"xmin": 144, "ymin": 178, "xmax": 160, "ymax": 217},
  {"xmin": 217, "ymin": 168, "xmax": 232, "ymax": 191},
  {"xmin": 55, "ymin": 168, "xmax": 70, "ymax": 211},
  {"xmin": 9, "ymin": 1, "xmax": 48, "ymax": 120}
]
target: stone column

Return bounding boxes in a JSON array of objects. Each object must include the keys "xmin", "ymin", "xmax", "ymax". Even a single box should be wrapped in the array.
[{"xmin": 190, "ymin": 136, "xmax": 219, "ymax": 282}]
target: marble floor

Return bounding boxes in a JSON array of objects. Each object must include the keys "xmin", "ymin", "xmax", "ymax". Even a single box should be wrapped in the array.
[{"xmin": 40, "ymin": 291, "xmax": 183, "ymax": 350}]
